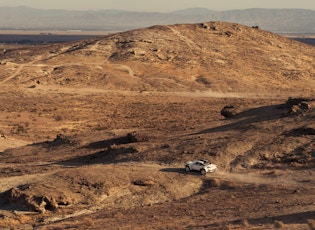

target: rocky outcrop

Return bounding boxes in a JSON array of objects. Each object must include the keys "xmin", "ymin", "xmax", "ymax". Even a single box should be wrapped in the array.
[
  {"xmin": 221, "ymin": 105, "xmax": 238, "ymax": 118},
  {"xmin": 5, "ymin": 184, "xmax": 73, "ymax": 213},
  {"xmin": 283, "ymin": 97, "xmax": 313, "ymax": 116}
]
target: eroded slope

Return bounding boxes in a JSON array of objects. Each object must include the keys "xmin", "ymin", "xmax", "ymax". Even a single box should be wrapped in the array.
[{"xmin": 1, "ymin": 22, "xmax": 314, "ymax": 95}]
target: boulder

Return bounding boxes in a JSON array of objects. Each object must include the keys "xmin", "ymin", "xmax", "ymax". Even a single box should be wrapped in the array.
[
  {"xmin": 221, "ymin": 105, "xmax": 237, "ymax": 118},
  {"xmin": 283, "ymin": 97, "xmax": 312, "ymax": 116}
]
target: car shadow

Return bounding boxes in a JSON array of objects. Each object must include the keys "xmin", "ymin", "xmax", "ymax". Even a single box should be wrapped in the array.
[{"xmin": 160, "ymin": 168, "xmax": 205, "ymax": 176}]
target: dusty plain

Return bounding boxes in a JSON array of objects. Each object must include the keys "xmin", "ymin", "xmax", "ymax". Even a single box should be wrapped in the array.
[{"xmin": 0, "ymin": 22, "xmax": 315, "ymax": 229}]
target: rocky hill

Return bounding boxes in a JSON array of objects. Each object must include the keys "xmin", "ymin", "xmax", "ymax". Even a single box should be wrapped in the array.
[
  {"xmin": 1, "ymin": 22, "xmax": 314, "ymax": 95},
  {"xmin": 0, "ymin": 22, "xmax": 314, "ymax": 229}
]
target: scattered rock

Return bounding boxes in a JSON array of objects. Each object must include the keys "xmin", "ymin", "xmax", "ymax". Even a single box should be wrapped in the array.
[
  {"xmin": 132, "ymin": 179, "xmax": 155, "ymax": 187},
  {"xmin": 127, "ymin": 132, "xmax": 137, "ymax": 143},
  {"xmin": 225, "ymin": 31, "xmax": 233, "ymax": 37},
  {"xmin": 5, "ymin": 184, "xmax": 72, "ymax": 213},
  {"xmin": 283, "ymin": 97, "xmax": 313, "ymax": 116},
  {"xmin": 285, "ymin": 97, "xmax": 312, "ymax": 106},
  {"xmin": 45, "ymin": 134, "xmax": 78, "ymax": 147},
  {"xmin": 221, "ymin": 105, "xmax": 238, "ymax": 118}
]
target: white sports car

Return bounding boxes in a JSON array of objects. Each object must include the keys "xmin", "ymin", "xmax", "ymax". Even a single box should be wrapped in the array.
[{"xmin": 185, "ymin": 159, "xmax": 217, "ymax": 175}]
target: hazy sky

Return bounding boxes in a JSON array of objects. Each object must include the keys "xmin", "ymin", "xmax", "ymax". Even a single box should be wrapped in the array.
[{"xmin": 1, "ymin": 0, "xmax": 315, "ymax": 11}]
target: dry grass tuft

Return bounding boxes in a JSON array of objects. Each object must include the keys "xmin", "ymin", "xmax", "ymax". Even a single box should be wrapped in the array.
[
  {"xmin": 208, "ymin": 178, "xmax": 221, "ymax": 187},
  {"xmin": 0, "ymin": 218, "xmax": 20, "ymax": 229},
  {"xmin": 307, "ymin": 219, "xmax": 315, "ymax": 230},
  {"xmin": 274, "ymin": 220, "xmax": 285, "ymax": 229},
  {"xmin": 241, "ymin": 219, "xmax": 249, "ymax": 228},
  {"xmin": 83, "ymin": 217, "xmax": 95, "ymax": 227},
  {"xmin": 18, "ymin": 215, "xmax": 33, "ymax": 224}
]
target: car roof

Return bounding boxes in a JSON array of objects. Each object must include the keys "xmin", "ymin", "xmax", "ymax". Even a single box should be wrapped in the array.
[
  {"xmin": 199, "ymin": 159, "xmax": 209, "ymax": 162},
  {"xmin": 194, "ymin": 160, "xmax": 205, "ymax": 164}
]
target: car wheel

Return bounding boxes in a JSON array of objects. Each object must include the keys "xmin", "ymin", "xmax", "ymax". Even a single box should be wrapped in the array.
[
  {"xmin": 201, "ymin": 169, "xmax": 206, "ymax": 175},
  {"xmin": 185, "ymin": 166, "xmax": 190, "ymax": 172}
]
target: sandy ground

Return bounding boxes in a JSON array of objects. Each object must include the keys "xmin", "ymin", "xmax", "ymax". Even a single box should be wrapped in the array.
[{"xmin": 0, "ymin": 22, "xmax": 314, "ymax": 229}]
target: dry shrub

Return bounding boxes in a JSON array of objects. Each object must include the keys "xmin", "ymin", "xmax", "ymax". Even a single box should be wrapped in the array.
[
  {"xmin": 0, "ymin": 218, "xmax": 20, "ymax": 229},
  {"xmin": 241, "ymin": 219, "xmax": 249, "ymax": 228},
  {"xmin": 54, "ymin": 115, "xmax": 63, "ymax": 121},
  {"xmin": 18, "ymin": 215, "xmax": 33, "ymax": 224},
  {"xmin": 132, "ymin": 179, "xmax": 155, "ymax": 187},
  {"xmin": 222, "ymin": 224, "xmax": 232, "ymax": 230},
  {"xmin": 113, "ymin": 211, "xmax": 124, "ymax": 219},
  {"xmin": 274, "ymin": 220, "xmax": 284, "ymax": 229},
  {"xmin": 208, "ymin": 178, "xmax": 221, "ymax": 187},
  {"xmin": 264, "ymin": 170, "xmax": 281, "ymax": 177},
  {"xmin": 205, "ymin": 178, "xmax": 241, "ymax": 190},
  {"xmin": 223, "ymin": 180, "xmax": 239, "ymax": 189},
  {"xmin": 83, "ymin": 217, "xmax": 95, "ymax": 227},
  {"xmin": 290, "ymin": 162, "xmax": 301, "ymax": 168},
  {"xmin": 307, "ymin": 219, "xmax": 315, "ymax": 230}
]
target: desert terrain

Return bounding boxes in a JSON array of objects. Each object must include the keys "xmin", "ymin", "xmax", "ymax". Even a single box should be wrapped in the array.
[{"xmin": 0, "ymin": 21, "xmax": 314, "ymax": 229}]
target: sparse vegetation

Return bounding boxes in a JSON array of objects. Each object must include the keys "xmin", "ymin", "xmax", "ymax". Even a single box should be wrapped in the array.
[
  {"xmin": 83, "ymin": 217, "xmax": 95, "ymax": 227},
  {"xmin": 0, "ymin": 21, "xmax": 314, "ymax": 230},
  {"xmin": 274, "ymin": 220, "xmax": 285, "ymax": 229},
  {"xmin": 307, "ymin": 219, "xmax": 315, "ymax": 230},
  {"xmin": 11, "ymin": 124, "xmax": 28, "ymax": 134},
  {"xmin": 54, "ymin": 115, "xmax": 63, "ymax": 121}
]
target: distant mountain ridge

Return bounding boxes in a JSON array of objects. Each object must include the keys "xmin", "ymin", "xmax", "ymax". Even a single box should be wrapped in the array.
[{"xmin": 0, "ymin": 6, "xmax": 314, "ymax": 33}]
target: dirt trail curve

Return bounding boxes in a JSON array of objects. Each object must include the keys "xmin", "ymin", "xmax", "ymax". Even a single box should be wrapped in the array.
[
  {"xmin": 167, "ymin": 25, "xmax": 202, "ymax": 50},
  {"xmin": 215, "ymin": 170, "xmax": 315, "ymax": 188},
  {"xmin": 113, "ymin": 64, "xmax": 138, "ymax": 79},
  {"xmin": 83, "ymin": 39, "xmax": 141, "ymax": 80},
  {"xmin": 0, "ymin": 46, "xmax": 70, "ymax": 85},
  {"xmin": 0, "ymin": 62, "xmax": 27, "ymax": 84}
]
